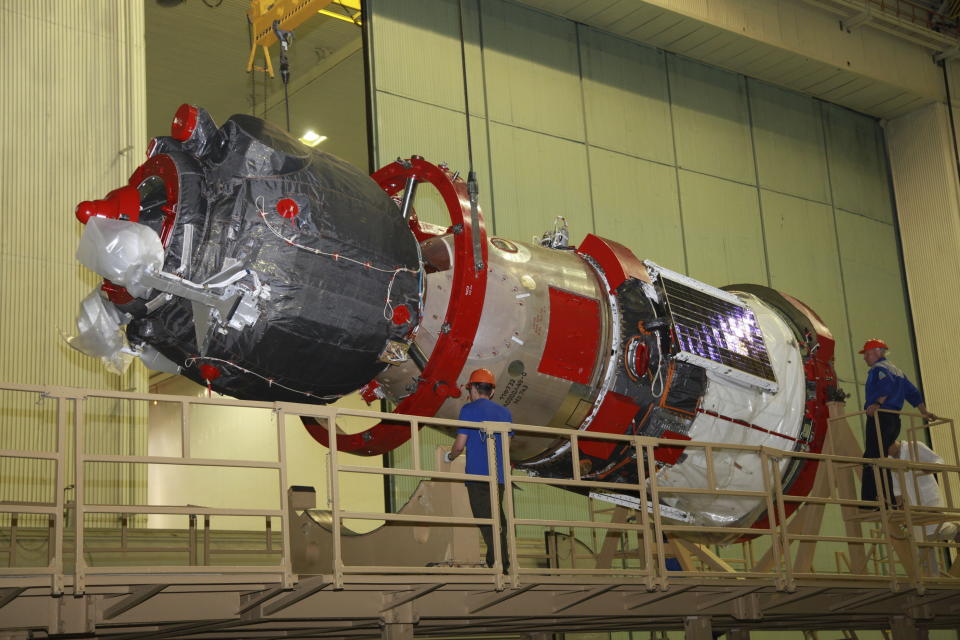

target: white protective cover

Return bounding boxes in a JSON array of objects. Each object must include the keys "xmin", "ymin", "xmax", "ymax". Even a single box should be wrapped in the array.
[
  {"xmin": 655, "ymin": 292, "xmax": 806, "ymax": 528},
  {"xmin": 64, "ymin": 289, "xmax": 131, "ymax": 374},
  {"xmin": 76, "ymin": 217, "xmax": 164, "ymax": 298}
]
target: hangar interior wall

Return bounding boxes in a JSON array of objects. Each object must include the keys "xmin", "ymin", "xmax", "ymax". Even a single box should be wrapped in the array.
[
  {"xmin": 885, "ymin": 91, "xmax": 960, "ymax": 469},
  {"xmin": 367, "ymin": 0, "xmax": 921, "ymax": 559},
  {"xmin": 0, "ymin": 1, "xmax": 149, "ymax": 525}
]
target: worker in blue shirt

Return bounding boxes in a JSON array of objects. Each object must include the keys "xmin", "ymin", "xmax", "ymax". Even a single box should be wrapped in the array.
[
  {"xmin": 859, "ymin": 338, "xmax": 938, "ymax": 505},
  {"xmin": 445, "ymin": 368, "xmax": 513, "ymax": 570}
]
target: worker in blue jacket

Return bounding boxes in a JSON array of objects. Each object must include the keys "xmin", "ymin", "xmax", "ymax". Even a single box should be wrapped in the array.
[
  {"xmin": 445, "ymin": 368, "xmax": 513, "ymax": 571},
  {"xmin": 859, "ymin": 339, "xmax": 937, "ymax": 505}
]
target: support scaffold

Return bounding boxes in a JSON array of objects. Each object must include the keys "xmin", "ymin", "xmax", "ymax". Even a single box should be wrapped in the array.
[{"xmin": 0, "ymin": 383, "xmax": 958, "ymax": 638}]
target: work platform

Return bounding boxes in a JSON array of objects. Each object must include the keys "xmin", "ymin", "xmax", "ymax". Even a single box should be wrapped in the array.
[{"xmin": 1, "ymin": 383, "xmax": 960, "ymax": 638}]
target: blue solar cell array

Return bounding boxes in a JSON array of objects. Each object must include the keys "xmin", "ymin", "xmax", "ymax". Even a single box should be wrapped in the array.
[{"xmin": 662, "ymin": 278, "xmax": 776, "ymax": 382}]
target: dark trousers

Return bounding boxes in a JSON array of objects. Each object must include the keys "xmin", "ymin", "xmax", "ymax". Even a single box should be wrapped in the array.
[
  {"xmin": 466, "ymin": 482, "xmax": 509, "ymax": 570},
  {"xmin": 861, "ymin": 412, "xmax": 901, "ymax": 503}
]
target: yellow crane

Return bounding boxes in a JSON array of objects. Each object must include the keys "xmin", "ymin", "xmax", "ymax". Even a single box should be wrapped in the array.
[{"xmin": 246, "ymin": 0, "xmax": 361, "ymax": 77}]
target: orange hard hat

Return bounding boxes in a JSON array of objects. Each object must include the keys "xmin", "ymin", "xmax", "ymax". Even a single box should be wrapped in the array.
[
  {"xmin": 858, "ymin": 339, "xmax": 889, "ymax": 354},
  {"xmin": 467, "ymin": 368, "xmax": 496, "ymax": 387}
]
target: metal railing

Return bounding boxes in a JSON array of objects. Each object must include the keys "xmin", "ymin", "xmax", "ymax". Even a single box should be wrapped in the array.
[
  {"xmin": 317, "ymin": 403, "xmax": 960, "ymax": 592},
  {"xmin": 1, "ymin": 381, "xmax": 959, "ymax": 596},
  {"xmin": 0, "ymin": 383, "xmax": 294, "ymax": 593}
]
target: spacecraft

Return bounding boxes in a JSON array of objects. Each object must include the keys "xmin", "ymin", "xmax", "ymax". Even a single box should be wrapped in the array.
[{"xmin": 72, "ymin": 105, "xmax": 841, "ymax": 537}]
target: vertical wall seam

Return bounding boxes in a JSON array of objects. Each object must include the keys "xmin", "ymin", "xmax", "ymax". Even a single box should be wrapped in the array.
[
  {"xmin": 475, "ymin": 0, "xmax": 497, "ymax": 237},
  {"xmin": 361, "ymin": 0, "xmax": 380, "ymax": 173},
  {"xmin": 744, "ymin": 78, "xmax": 772, "ymax": 288},
  {"xmin": 663, "ymin": 53, "xmax": 689, "ymax": 275},
  {"xmin": 575, "ymin": 23, "xmax": 597, "ymax": 236},
  {"xmin": 820, "ymin": 102, "xmax": 859, "ymax": 397}
]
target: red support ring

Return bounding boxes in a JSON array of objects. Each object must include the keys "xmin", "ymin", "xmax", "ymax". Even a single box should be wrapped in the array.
[{"xmin": 302, "ymin": 157, "xmax": 488, "ymax": 455}]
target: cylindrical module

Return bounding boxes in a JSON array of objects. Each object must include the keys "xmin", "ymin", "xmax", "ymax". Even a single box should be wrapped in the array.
[
  {"xmin": 374, "ymin": 226, "xmax": 837, "ymax": 536},
  {"xmin": 70, "ymin": 108, "xmax": 840, "ymax": 540}
]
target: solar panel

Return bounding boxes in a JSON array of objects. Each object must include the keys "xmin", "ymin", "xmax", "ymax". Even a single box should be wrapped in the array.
[{"xmin": 645, "ymin": 262, "xmax": 778, "ymax": 393}]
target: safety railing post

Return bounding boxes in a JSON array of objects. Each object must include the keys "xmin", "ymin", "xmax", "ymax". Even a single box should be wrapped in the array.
[
  {"xmin": 326, "ymin": 408, "xmax": 344, "ymax": 589},
  {"xmin": 632, "ymin": 436, "xmax": 655, "ymax": 591},
  {"xmin": 276, "ymin": 407, "xmax": 294, "ymax": 588},
  {"xmin": 484, "ymin": 424, "xmax": 504, "ymax": 590},
  {"xmin": 644, "ymin": 441, "xmax": 667, "ymax": 590},
  {"xmin": 72, "ymin": 397, "xmax": 87, "ymax": 594},
  {"xmin": 52, "ymin": 396, "xmax": 66, "ymax": 595},
  {"xmin": 410, "ymin": 418, "xmax": 421, "ymax": 472},
  {"xmin": 872, "ymin": 461, "xmax": 901, "ymax": 590},
  {"xmin": 761, "ymin": 449, "xmax": 790, "ymax": 591},
  {"xmin": 500, "ymin": 423, "xmax": 518, "ymax": 587}
]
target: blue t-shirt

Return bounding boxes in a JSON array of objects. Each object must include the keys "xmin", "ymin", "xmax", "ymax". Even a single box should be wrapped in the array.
[
  {"xmin": 864, "ymin": 358, "xmax": 923, "ymax": 411},
  {"xmin": 457, "ymin": 398, "xmax": 513, "ymax": 483}
]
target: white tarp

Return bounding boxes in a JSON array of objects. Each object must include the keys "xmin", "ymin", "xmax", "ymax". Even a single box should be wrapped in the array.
[
  {"xmin": 76, "ymin": 217, "xmax": 164, "ymax": 298},
  {"xmin": 64, "ymin": 289, "xmax": 131, "ymax": 374}
]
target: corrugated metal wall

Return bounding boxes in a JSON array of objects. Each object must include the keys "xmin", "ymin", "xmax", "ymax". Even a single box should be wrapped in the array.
[
  {"xmin": 885, "ymin": 100, "xmax": 960, "ymax": 467},
  {"xmin": 367, "ymin": 0, "xmax": 918, "ymax": 561},
  {"xmin": 0, "ymin": 1, "xmax": 148, "ymax": 526}
]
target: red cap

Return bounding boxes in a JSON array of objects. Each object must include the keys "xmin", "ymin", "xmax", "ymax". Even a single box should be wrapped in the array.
[
  {"xmin": 171, "ymin": 103, "xmax": 199, "ymax": 142},
  {"xmin": 276, "ymin": 198, "xmax": 299, "ymax": 219},
  {"xmin": 199, "ymin": 364, "xmax": 221, "ymax": 382},
  {"xmin": 858, "ymin": 339, "xmax": 888, "ymax": 354}
]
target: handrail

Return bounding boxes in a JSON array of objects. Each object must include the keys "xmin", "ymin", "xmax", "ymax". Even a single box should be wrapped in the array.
[
  {"xmin": 0, "ymin": 383, "xmax": 293, "ymax": 594},
  {"xmin": 2, "ymin": 383, "xmax": 960, "ymax": 596}
]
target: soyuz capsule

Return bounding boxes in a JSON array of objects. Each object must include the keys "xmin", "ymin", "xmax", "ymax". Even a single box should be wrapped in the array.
[
  {"xmin": 73, "ymin": 105, "xmax": 422, "ymax": 402},
  {"xmin": 73, "ymin": 106, "xmax": 841, "ymax": 539}
]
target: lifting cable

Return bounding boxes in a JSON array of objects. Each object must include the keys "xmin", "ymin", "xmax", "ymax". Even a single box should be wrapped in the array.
[
  {"xmin": 272, "ymin": 20, "xmax": 294, "ymax": 132},
  {"xmin": 457, "ymin": 0, "xmax": 484, "ymax": 272}
]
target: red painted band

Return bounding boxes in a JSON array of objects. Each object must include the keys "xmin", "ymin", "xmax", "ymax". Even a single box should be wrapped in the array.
[{"xmin": 303, "ymin": 157, "xmax": 488, "ymax": 455}]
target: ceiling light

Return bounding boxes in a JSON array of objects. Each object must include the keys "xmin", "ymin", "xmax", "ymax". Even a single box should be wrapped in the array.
[{"xmin": 299, "ymin": 130, "xmax": 327, "ymax": 147}]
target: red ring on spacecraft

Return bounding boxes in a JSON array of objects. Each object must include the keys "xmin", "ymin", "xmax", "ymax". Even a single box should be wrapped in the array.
[
  {"xmin": 83, "ymin": 153, "xmax": 182, "ymax": 306},
  {"xmin": 129, "ymin": 153, "xmax": 181, "ymax": 248},
  {"xmin": 301, "ymin": 156, "xmax": 489, "ymax": 455}
]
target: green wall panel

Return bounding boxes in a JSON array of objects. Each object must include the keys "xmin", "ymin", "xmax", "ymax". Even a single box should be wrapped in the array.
[
  {"xmin": 749, "ymin": 80, "xmax": 830, "ymax": 204},
  {"xmin": 760, "ymin": 190, "xmax": 856, "ymax": 390},
  {"xmin": 589, "ymin": 147, "xmax": 684, "ymax": 272},
  {"xmin": 489, "ymin": 122, "xmax": 593, "ymax": 245},
  {"xmin": 579, "ymin": 26, "xmax": 674, "ymax": 165},
  {"xmin": 824, "ymin": 103, "xmax": 894, "ymax": 223},
  {"xmin": 368, "ymin": 0, "xmax": 919, "ymax": 571},
  {"xmin": 835, "ymin": 211, "xmax": 917, "ymax": 394},
  {"xmin": 369, "ymin": 0, "xmax": 470, "ymax": 113},
  {"xmin": 482, "ymin": 0, "xmax": 584, "ymax": 141},
  {"xmin": 668, "ymin": 55, "xmax": 756, "ymax": 185},
  {"xmin": 678, "ymin": 170, "xmax": 766, "ymax": 286},
  {"xmin": 375, "ymin": 92, "xmax": 492, "ymax": 230}
]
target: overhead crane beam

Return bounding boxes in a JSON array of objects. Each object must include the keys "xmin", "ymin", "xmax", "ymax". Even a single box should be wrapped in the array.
[{"xmin": 246, "ymin": 0, "xmax": 360, "ymax": 76}]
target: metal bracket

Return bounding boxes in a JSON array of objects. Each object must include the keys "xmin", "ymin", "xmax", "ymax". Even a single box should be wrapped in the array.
[
  {"xmin": 103, "ymin": 584, "xmax": 167, "ymax": 620},
  {"xmin": 260, "ymin": 577, "xmax": 330, "ymax": 617},
  {"xmin": 935, "ymin": 45, "xmax": 960, "ymax": 62},
  {"xmin": 140, "ymin": 261, "xmax": 262, "ymax": 354},
  {"xmin": 841, "ymin": 9, "xmax": 872, "ymax": 32}
]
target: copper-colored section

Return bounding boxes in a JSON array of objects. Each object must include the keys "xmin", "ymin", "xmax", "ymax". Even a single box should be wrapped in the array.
[{"xmin": 1, "ymin": 383, "xmax": 959, "ymax": 635}]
